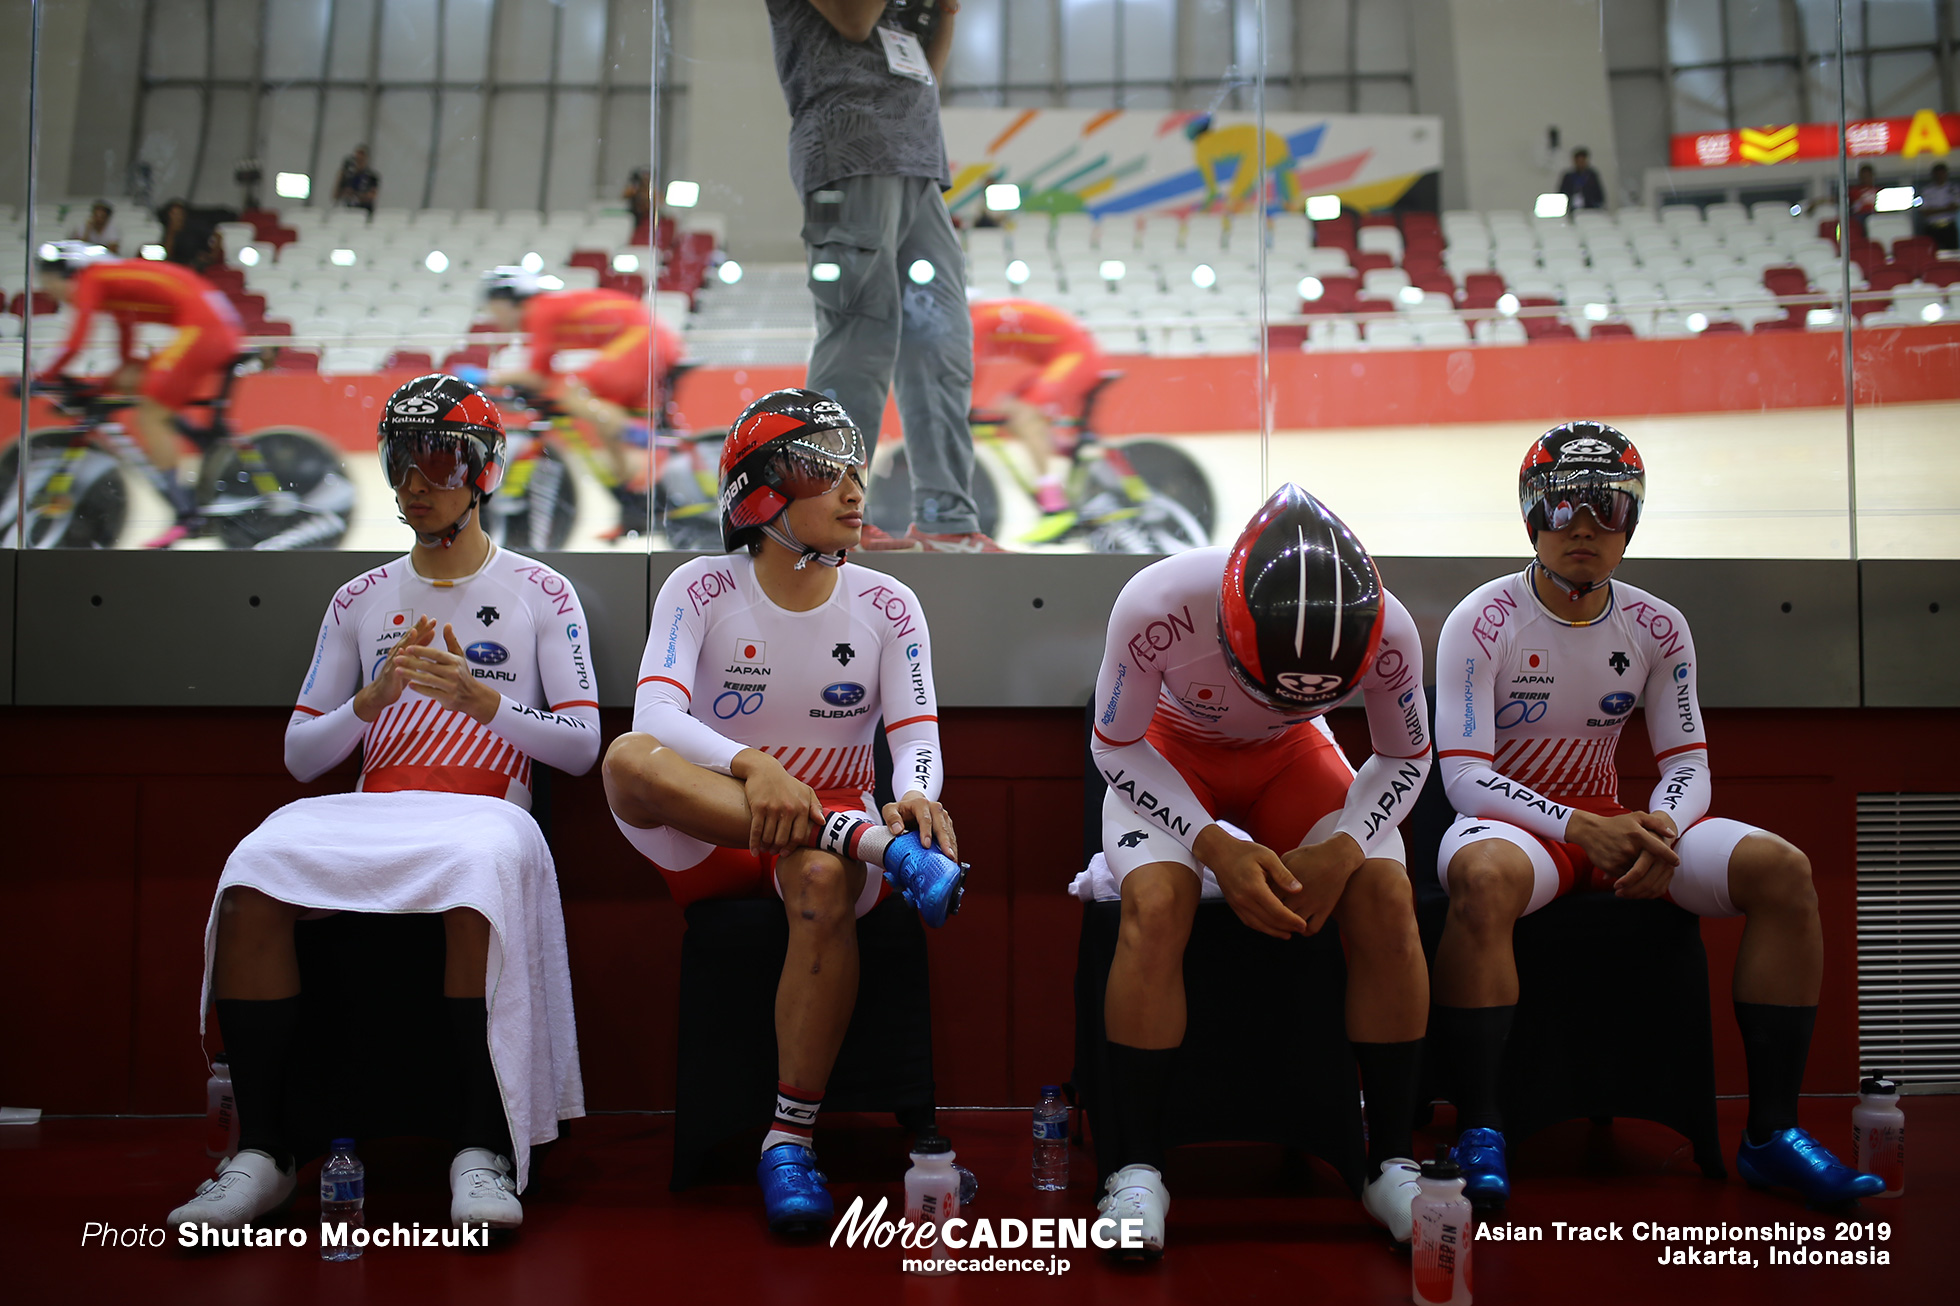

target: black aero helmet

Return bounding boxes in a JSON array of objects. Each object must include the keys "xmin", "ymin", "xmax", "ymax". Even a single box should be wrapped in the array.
[
  {"xmin": 377, "ymin": 373, "xmax": 507, "ymax": 497},
  {"xmin": 718, "ymin": 388, "xmax": 867, "ymax": 553},
  {"xmin": 1519, "ymin": 421, "xmax": 1645, "ymax": 542},
  {"xmin": 1218, "ymin": 484, "xmax": 1386, "ymax": 713}
]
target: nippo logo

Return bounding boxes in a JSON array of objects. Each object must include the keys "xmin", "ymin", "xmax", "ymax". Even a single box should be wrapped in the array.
[
  {"xmin": 822, "ymin": 682, "xmax": 866, "ymax": 706},
  {"xmin": 466, "ymin": 641, "xmax": 510, "ymax": 666},
  {"xmin": 390, "ymin": 394, "xmax": 442, "ymax": 417}
]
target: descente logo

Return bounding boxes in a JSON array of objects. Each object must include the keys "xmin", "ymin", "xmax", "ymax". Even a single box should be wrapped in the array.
[{"xmin": 829, "ymin": 1197, "xmax": 1144, "ymax": 1253}]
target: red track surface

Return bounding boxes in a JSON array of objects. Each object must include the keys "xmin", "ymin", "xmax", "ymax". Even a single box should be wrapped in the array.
[{"xmin": 1, "ymin": 1097, "xmax": 1943, "ymax": 1305}]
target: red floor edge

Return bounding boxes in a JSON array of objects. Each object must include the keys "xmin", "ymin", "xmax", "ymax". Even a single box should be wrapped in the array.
[{"xmin": 0, "ymin": 1095, "xmax": 1943, "ymax": 1305}]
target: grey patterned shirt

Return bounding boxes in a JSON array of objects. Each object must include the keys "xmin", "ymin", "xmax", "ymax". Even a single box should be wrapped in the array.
[{"xmin": 765, "ymin": 0, "xmax": 951, "ymax": 196}]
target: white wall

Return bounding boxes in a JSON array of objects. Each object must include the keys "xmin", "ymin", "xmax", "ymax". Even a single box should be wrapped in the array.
[
  {"xmin": 674, "ymin": 0, "xmax": 802, "ymax": 262},
  {"xmin": 1446, "ymin": 0, "xmax": 1621, "ymax": 211}
]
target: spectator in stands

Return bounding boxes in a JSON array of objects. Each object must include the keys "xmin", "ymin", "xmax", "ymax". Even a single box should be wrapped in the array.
[
  {"xmin": 625, "ymin": 166, "xmax": 655, "ymax": 245},
  {"xmin": 765, "ymin": 0, "xmax": 1000, "ymax": 552},
  {"xmin": 1849, "ymin": 164, "xmax": 1880, "ymax": 237},
  {"xmin": 334, "ymin": 145, "xmax": 380, "ymax": 215},
  {"xmin": 1557, "ymin": 148, "xmax": 1605, "ymax": 211},
  {"xmin": 156, "ymin": 198, "xmax": 219, "ymax": 272},
  {"xmin": 1917, "ymin": 162, "xmax": 1959, "ymax": 250},
  {"xmin": 66, "ymin": 200, "xmax": 121, "ymax": 253}
]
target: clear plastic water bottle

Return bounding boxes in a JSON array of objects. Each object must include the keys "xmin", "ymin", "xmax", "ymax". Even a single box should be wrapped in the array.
[
  {"xmin": 1411, "ymin": 1146, "xmax": 1473, "ymax": 1305},
  {"xmin": 204, "ymin": 1056, "xmax": 238, "ymax": 1159},
  {"xmin": 319, "ymin": 1139, "xmax": 365, "ymax": 1261},
  {"xmin": 1032, "ymin": 1084, "xmax": 1069, "ymax": 1191},
  {"xmin": 1852, "ymin": 1071, "xmax": 1905, "ymax": 1197}
]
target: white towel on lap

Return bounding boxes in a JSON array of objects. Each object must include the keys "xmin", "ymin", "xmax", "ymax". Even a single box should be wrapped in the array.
[
  {"xmin": 1066, "ymin": 818, "xmax": 1248, "ymax": 903},
  {"xmin": 201, "ymin": 790, "xmax": 584, "ymax": 1192}
]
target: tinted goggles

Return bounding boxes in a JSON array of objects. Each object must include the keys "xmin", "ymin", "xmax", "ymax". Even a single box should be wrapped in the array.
[
  {"xmin": 762, "ymin": 425, "xmax": 868, "ymax": 498},
  {"xmin": 384, "ymin": 430, "xmax": 476, "ymax": 491},
  {"xmin": 1526, "ymin": 473, "xmax": 1641, "ymax": 534}
]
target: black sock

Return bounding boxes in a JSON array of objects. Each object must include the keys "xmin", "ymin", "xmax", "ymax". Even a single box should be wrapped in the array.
[
  {"xmin": 1353, "ymin": 1039, "xmax": 1423, "ymax": 1169},
  {"xmin": 445, "ymin": 997, "xmax": 514, "ymax": 1157},
  {"xmin": 1735, "ymin": 1001, "xmax": 1817, "ymax": 1144},
  {"xmin": 1105, "ymin": 1042, "xmax": 1177, "ymax": 1172},
  {"xmin": 1432, "ymin": 1004, "xmax": 1515, "ymax": 1133},
  {"xmin": 214, "ymin": 996, "xmax": 301, "ymax": 1168}
]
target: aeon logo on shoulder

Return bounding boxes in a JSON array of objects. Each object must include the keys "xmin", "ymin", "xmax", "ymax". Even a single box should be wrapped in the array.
[{"xmin": 466, "ymin": 641, "xmax": 510, "ymax": 666}]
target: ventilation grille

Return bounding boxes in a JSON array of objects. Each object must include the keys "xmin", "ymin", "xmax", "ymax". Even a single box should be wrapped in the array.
[{"xmin": 1857, "ymin": 793, "xmax": 1960, "ymax": 1090}]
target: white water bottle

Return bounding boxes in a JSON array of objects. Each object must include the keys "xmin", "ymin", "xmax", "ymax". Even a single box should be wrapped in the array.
[
  {"xmin": 1411, "ymin": 1147, "xmax": 1473, "ymax": 1305},
  {"xmin": 903, "ymin": 1135, "xmax": 960, "ymax": 1275},
  {"xmin": 1852, "ymin": 1072, "xmax": 1905, "ymax": 1197},
  {"xmin": 204, "ymin": 1056, "xmax": 238, "ymax": 1159}
]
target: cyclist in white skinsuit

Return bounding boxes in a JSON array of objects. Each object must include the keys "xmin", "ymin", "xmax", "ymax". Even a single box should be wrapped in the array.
[
  {"xmin": 168, "ymin": 375, "xmax": 599, "ymax": 1240},
  {"xmin": 1430, "ymin": 421, "xmax": 1882, "ymax": 1211},
  {"xmin": 617, "ymin": 552, "xmax": 944, "ymax": 917},
  {"xmin": 1088, "ymin": 485, "xmax": 1434, "ymax": 1257},
  {"xmin": 602, "ymin": 389, "xmax": 963, "ymax": 1240}
]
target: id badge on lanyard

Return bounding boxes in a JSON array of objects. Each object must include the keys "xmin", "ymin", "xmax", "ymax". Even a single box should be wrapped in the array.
[{"xmin": 877, "ymin": 24, "xmax": 934, "ymax": 84}]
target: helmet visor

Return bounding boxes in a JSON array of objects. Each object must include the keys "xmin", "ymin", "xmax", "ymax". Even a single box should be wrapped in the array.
[
  {"xmin": 384, "ymin": 430, "xmax": 475, "ymax": 490},
  {"xmin": 1525, "ymin": 471, "xmax": 1642, "ymax": 534},
  {"xmin": 762, "ymin": 424, "xmax": 868, "ymax": 499}
]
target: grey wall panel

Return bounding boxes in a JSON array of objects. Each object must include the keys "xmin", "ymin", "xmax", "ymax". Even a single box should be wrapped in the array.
[
  {"xmin": 1862, "ymin": 561, "xmax": 1960, "ymax": 708},
  {"xmin": 15, "ymin": 551, "xmax": 397, "ymax": 706},
  {"xmin": 1376, "ymin": 557, "xmax": 1861, "ymax": 707},
  {"xmin": 534, "ymin": 552, "xmax": 647, "ymax": 709},
  {"xmin": 0, "ymin": 552, "xmax": 1885, "ymax": 710},
  {"xmin": 0, "ymin": 551, "xmax": 14, "ymax": 706}
]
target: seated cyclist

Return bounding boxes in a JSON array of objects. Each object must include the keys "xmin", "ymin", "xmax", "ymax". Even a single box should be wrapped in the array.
[
  {"xmin": 478, "ymin": 267, "xmax": 685, "ymax": 539},
  {"xmin": 969, "ymin": 297, "xmax": 1104, "ymax": 541},
  {"xmin": 33, "ymin": 240, "xmax": 244, "ymax": 548},
  {"xmin": 1090, "ymin": 485, "xmax": 1434, "ymax": 1257},
  {"xmin": 166, "ymin": 375, "xmax": 600, "ymax": 1237},
  {"xmin": 602, "ymin": 388, "xmax": 965, "ymax": 1237},
  {"xmin": 1430, "ymin": 422, "xmax": 1881, "ymax": 1209}
]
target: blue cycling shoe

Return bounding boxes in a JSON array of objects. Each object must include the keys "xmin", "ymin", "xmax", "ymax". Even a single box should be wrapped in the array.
[
  {"xmin": 881, "ymin": 832, "xmax": 966, "ymax": 928},
  {"xmin": 757, "ymin": 1143, "xmax": 834, "ymax": 1235},
  {"xmin": 1736, "ymin": 1127, "xmax": 1885, "ymax": 1205},
  {"xmin": 1451, "ymin": 1127, "xmax": 1510, "ymax": 1210}
]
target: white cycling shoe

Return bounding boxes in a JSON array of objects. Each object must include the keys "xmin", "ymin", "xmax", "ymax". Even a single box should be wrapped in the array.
[
  {"xmin": 1096, "ymin": 1163, "xmax": 1169, "ymax": 1260},
  {"xmin": 449, "ymin": 1148, "xmax": 523, "ymax": 1230},
  {"xmin": 166, "ymin": 1150, "xmax": 296, "ymax": 1231},
  {"xmin": 1362, "ymin": 1157, "xmax": 1424, "ymax": 1242}
]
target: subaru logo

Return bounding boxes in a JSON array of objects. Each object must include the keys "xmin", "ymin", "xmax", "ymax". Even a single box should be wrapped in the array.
[
  {"xmin": 466, "ymin": 641, "xmax": 510, "ymax": 666},
  {"xmin": 1598, "ymin": 691, "xmax": 1636, "ymax": 715},
  {"xmin": 821, "ymin": 682, "xmax": 865, "ymax": 707}
]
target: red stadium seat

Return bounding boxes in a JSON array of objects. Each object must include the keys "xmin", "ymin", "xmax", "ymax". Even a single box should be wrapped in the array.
[
  {"xmin": 569, "ymin": 250, "xmax": 610, "ymax": 275},
  {"xmin": 1921, "ymin": 261, "xmax": 1960, "ymax": 286},
  {"xmin": 1358, "ymin": 212, "xmax": 1398, "ymax": 228},
  {"xmin": 382, "ymin": 349, "xmax": 435, "ymax": 372},
  {"xmin": 1891, "ymin": 236, "xmax": 1937, "ymax": 273},
  {"xmin": 1700, "ymin": 319, "xmax": 1745, "ymax": 334},
  {"xmin": 1312, "ymin": 216, "xmax": 1356, "ymax": 248},
  {"xmin": 1401, "ymin": 212, "xmax": 1441, "ymax": 237},
  {"xmin": 1588, "ymin": 322, "xmax": 1636, "ymax": 339},
  {"xmin": 1867, "ymin": 264, "xmax": 1915, "ymax": 290},
  {"xmin": 1527, "ymin": 321, "xmax": 1579, "ymax": 341},
  {"xmin": 264, "ymin": 226, "xmax": 298, "ymax": 252},
  {"xmin": 271, "ymin": 347, "xmax": 319, "ymax": 373},
  {"xmin": 1413, "ymin": 272, "xmax": 1458, "ymax": 297},
  {"xmin": 9, "ymin": 290, "xmax": 58, "ymax": 317},
  {"xmin": 1297, "ymin": 275, "xmax": 1359, "ymax": 314},
  {"xmin": 603, "ymin": 272, "xmax": 648, "ymax": 298},
  {"xmin": 1762, "ymin": 266, "xmax": 1811, "ymax": 298},
  {"xmin": 442, "ymin": 344, "xmax": 492, "ymax": 370},
  {"xmin": 1351, "ymin": 251, "xmax": 1395, "ymax": 273},
  {"xmin": 255, "ymin": 319, "xmax": 293, "ymax": 337},
  {"xmin": 205, "ymin": 266, "xmax": 246, "ymax": 294}
]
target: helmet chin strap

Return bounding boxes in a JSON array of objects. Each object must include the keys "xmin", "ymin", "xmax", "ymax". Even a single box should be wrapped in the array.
[
  {"xmin": 761, "ymin": 518, "xmax": 846, "ymax": 570},
  {"xmin": 400, "ymin": 494, "xmax": 478, "ymax": 549},
  {"xmin": 1533, "ymin": 556, "xmax": 1612, "ymax": 602}
]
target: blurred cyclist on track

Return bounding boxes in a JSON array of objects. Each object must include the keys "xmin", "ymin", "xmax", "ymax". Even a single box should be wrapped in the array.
[
  {"xmin": 969, "ymin": 297, "xmax": 1104, "ymax": 543},
  {"xmin": 33, "ymin": 240, "xmax": 244, "ymax": 548},
  {"xmin": 478, "ymin": 266, "xmax": 685, "ymax": 539}
]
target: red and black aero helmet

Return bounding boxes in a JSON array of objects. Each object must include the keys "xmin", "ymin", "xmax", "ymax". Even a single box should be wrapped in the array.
[
  {"xmin": 1218, "ymin": 484, "xmax": 1386, "ymax": 713},
  {"xmin": 1519, "ymin": 421, "xmax": 1645, "ymax": 542},
  {"xmin": 718, "ymin": 388, "xmax": 868, "ymax": 552},
  {"xmin": 377, "ymin": 373, "xmax": 507, "ymax": 497}
]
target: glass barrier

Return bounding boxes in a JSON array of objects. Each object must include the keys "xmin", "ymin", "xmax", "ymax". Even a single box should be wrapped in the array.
[
  {"xmin": 651, "ymin": 0, "xmax": 1272, "ymax": 555},
  {"xmin": 8, "ymin": 0, "xmax": 658, "ymax": 552},
  {"xmin": 13, "ymin": 2, "xmax": 1935, "ymax": 567}
]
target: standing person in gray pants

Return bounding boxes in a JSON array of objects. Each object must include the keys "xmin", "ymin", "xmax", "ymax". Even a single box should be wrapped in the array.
[{"xmin": 766, "ymin": 0, "xmax": 1001, "ymax": 552}]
